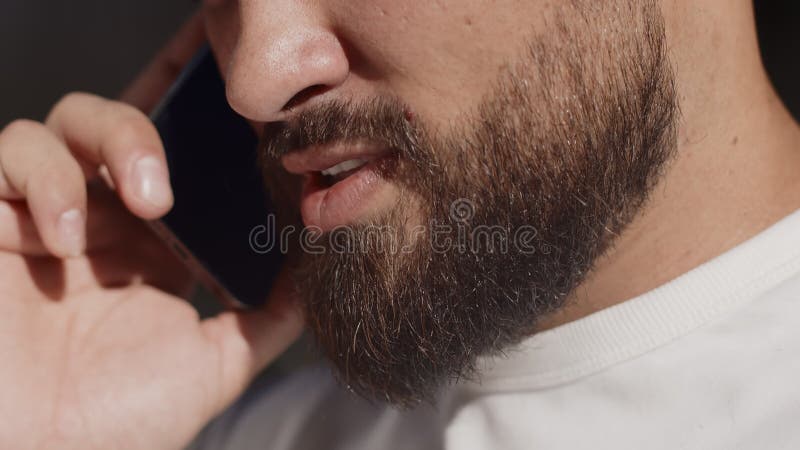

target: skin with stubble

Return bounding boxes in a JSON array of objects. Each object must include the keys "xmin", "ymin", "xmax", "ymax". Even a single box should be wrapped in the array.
[{"xmin": 257, "ymin": 0, "xmax": 677, "ymax": 405}]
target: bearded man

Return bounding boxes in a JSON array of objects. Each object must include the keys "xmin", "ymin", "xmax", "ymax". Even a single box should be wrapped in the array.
[{"xmin": 1, "ymin": 1, "xmax": 799, "ymax": 449}]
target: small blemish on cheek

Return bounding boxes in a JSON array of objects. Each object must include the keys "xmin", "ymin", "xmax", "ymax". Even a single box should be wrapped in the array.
[{"xmin": 404, "ymin": 109, "xmax": 415, "ymax": 122}]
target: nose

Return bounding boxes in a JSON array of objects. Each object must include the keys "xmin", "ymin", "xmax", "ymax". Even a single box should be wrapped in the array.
[{"xmin": 225, "ymin": 2, "xmax": 349, "ymax": 122}]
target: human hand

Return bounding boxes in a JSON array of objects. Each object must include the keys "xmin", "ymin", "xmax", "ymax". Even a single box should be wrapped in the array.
[{"xmin": 0, "ymin": 14, "xmax": 304, "ymax": 450}]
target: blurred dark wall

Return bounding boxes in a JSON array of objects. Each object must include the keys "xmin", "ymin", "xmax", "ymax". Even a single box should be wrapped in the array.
[
  {"xmin": 755, "ymin": 1, "xmax": 800, "ymax": 120},
  {"xmin": 0, "ymin": 1, "xmax": 193, "ymax": 125},
  {"xmin": 0, "ymin": 1, "xmax": 798, "ymax": 126}
]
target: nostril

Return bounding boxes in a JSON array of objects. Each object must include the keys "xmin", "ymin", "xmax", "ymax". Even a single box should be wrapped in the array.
[{"xmin": 283, "ymin": 84, "xmax": 331, "ymax": 112}]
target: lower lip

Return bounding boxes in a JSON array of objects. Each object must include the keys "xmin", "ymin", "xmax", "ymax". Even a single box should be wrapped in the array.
[{"xmin": 300, "ymin": 157, "xmax": 393, "ymax": 231}]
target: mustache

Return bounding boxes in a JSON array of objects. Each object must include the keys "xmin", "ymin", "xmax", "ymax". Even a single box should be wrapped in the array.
[{"xmin": 258, "ymin": 97, "xmax": 424, "ymax": 162}]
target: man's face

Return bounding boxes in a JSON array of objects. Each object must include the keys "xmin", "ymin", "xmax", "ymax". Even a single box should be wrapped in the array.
[{"xmin": 203, "ymin": 0, "xmax": 678, "ymax": 405}]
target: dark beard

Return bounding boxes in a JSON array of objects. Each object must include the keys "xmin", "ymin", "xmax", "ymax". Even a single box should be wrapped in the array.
[{"xmin": 259, "ymin": 0, "xmax": 678, "ymax": 406}]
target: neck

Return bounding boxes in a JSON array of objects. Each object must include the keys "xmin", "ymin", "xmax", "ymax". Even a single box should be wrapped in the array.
[{"xmin": 539, "ymin": 1, "xmax": 800, "ymax": 330}]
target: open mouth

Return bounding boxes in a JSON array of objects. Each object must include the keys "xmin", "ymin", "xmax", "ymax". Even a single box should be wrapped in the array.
[
  {"xmin": 281, "ymin": 142, "xmax": 397, "ymax": 230},
  {"xmin": 319, "ymin": 158, "xmax": 371, "ymax": 186}
]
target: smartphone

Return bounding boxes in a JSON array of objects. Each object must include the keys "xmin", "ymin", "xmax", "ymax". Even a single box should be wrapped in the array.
[{"xmin": 148, "ymin": 46, "xmax": 282, "ymax": 309}]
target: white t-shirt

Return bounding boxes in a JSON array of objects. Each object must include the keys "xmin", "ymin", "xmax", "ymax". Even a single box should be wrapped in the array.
[{"xmin": 190, "ymin": 208, "xmax": 800, "ymax": 450}]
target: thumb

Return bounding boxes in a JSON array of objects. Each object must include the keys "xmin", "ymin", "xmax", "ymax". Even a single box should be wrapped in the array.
[
  {"xmin": 199, "ymin": 270, "xmax": 306, "ymax": 413},
  {"xmin": 119, "ymin": 12, "xmax": 206, "ymax": 113}
]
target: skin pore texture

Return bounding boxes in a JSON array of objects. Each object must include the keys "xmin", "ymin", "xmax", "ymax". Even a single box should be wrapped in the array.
[{"xmin": 202, "ymin": 0, "xmax": 800, "ymax": 405}]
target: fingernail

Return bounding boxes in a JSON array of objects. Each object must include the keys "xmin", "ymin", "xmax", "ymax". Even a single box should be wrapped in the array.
[
  {"xmin": 132, "ymin": 156, "xmax": 172, "ymax": 208},
  {"xmin": 58, "ymin": 209, "xmax": 86, "ymax": 257}
]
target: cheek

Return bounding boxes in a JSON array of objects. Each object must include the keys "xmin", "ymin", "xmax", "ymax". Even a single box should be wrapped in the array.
[{"xmin": 327, "ymin": 0, "xmax": 534, "ymax": 132}]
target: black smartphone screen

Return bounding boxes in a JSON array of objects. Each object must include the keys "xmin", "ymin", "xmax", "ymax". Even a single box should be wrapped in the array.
[{"xmin": 149, "ymin": 46, "xmax": 282, "ymax": 308}]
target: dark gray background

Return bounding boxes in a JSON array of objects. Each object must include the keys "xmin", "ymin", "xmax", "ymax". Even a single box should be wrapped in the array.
[
  {"xmin": 1, "ymin": 1, "xmax": 798, "ymax": 126},
  {"xmin": 0, "ymin": 1, "xmax": 194, "ymax": 125}
]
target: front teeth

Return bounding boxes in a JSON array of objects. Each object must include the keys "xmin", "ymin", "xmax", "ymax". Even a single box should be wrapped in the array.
[{"xmin": 321, "ymin": 158, "xmax": 369, "ymax": 177}]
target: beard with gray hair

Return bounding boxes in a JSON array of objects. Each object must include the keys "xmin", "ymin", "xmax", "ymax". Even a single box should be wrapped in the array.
[{"xmin": 259, "ymin": 0, "xmax": 678, "ymax": 406}]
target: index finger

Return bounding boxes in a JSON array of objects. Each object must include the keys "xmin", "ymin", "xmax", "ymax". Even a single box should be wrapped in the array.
[{"xmin": 120, "ymin": 12, "xmax": 207, "ymax": 113}]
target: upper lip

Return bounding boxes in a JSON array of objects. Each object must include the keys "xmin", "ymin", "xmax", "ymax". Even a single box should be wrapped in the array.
[{"xmin": 281, "ymin": 140, "xmax": 392, "ymax": 175}]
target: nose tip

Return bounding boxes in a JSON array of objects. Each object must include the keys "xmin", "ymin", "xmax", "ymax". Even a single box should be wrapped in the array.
[{"xmin": 226, "ymin": 30, "xmax": 349, "ymax": 123}]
